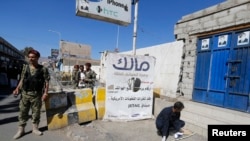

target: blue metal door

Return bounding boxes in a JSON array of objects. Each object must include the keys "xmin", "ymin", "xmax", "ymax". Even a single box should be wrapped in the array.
[
  {"xmin": 193, "ymin": 30, "xmax": 250, "ymax": 113},
  {"xmin": 224, "ymin": 30, "xmax": 250, "ymax": 112},
  {"xmin": 207, "ymin": 33, "xmax": 231, "ymax": 106},
  {"xmin": 193, "ymin": 37, "xmax": 212, "ymax": 103}
]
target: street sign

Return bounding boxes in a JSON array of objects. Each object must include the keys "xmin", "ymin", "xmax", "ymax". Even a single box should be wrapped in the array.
[
  {"xmin": 51, "ymin": 49, "xmax": 59, "ymax": 59},
  {"xmin": 76, "ymin": 0, "xmax": 131, "ymax": 26}
]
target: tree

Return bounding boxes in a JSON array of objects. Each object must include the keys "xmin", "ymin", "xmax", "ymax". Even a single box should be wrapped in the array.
[{"xmin": 20, "ymin": 47, "xmax": 34, "ymax": 57}]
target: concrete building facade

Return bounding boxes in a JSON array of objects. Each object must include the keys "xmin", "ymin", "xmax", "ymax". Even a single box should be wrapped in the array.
[
  {"xmin": 174, "ymin": 0, "xmax": 250, "ymax": 113},
  {"xmin": 59, "ymin": 40, "xmax": 100, "ymax": 73},
  {"xmin": 100, "ymin": 1, "xmax": 250, "ymax": 136}
]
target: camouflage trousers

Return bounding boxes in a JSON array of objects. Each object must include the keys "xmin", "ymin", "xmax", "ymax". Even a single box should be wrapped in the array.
[
  {"xmin": 73, "ymin": 80, "xmax": 79, "ymax": 89},
  {"xmin": 18, "ymin": 91, "xmax": 42, "ymax": 126}
]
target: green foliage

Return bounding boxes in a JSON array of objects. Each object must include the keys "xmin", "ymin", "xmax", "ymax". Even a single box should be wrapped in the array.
[{"xmin": 20, "ymin": 47, "xmax": 34, "ymax": 57}]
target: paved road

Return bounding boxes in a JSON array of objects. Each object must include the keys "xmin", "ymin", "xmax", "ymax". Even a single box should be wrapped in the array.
[
  {"xmin": 0, "ymin": 87, "xmax": 207, "ymax": 141},
  {"xmin": 0, "ymin": 88, "xmax": 69, "ymax": 141}
]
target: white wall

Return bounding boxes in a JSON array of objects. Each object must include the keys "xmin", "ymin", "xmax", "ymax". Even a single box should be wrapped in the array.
[
  {"xmin": 100, "ymin": 41, "xmax": 183, "ymax": 98},
  {"xmin": 91, "ymin": 65, "xmax": 101, "ymax": 81}
]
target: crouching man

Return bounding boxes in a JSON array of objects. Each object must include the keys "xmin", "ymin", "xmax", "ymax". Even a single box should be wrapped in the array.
[{"xmin": 155, "ymin": 101, "xmax": 185, "ymax": 141}]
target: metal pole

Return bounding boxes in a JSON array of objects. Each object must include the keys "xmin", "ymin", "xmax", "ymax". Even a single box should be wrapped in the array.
[
  {"xmin": 115, "ymin": 25, "xmax": 120, "ymax": 52},
  {"xmin": 48, "ymin": 29, "xmax": 61, "ymax": 71},
  {"xmin": 49, "ymin": 30, "xmax": 61, "ymax": 56},
  {"xmin": 48, "ymin": 29, "xmax": 61, "ymax": 42},
  {"xmin": 132, "ymin": 0, "xmax": 139, "ymax": 56},
  {"xmin": 48, "ymin": 29, "xmax": 61, "ymax": 60},
  {"xmin": 68, "ymin": 51, "xmax": 70, "ymax": 73}
]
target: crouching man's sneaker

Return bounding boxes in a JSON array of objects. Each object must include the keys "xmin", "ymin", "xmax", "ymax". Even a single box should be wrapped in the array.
[{"xmin": 174, "ymin": 132, "xmax": 183, "ymax": 139}]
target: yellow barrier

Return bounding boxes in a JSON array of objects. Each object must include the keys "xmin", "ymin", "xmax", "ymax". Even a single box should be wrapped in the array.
[
  {"xmin": 153, "ymin": 88, "xmax": 161, "ymax": 98},
  {"xmin": 47, "ymin": 112, "xmax": 69, "ymax": 130},
  {"xmin": 95, "ymin": 87, "xmax": 106, "ymax": 119},
  {"xmin": 45, "ymin": 92, "xmax": 68, "ymax": 130},
  {"xmin": 46, "ymin": 87, "xmax": 161, "ymax": 130},
  {"xmin": 74, "ymin": 88, "xmax": 96, "ymax": 123},
  {"xmin": 45, "ymin": 88, "xmax": 96, "ymax": 130}
]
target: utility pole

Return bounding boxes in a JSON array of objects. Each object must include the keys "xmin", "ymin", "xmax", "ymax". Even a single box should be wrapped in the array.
[
  {"xmin": 48, "ymin": 29, "xmax": 62, "ymax": 72},
  {"xmin": 132, "ymin": 0, "xmax": 139, "ymax": 56},
  {"xmin": 115, "ymin": 25, "xmax": 120, "ymax": 53},
  {"xmin": 48, "ymin": 29, "xmax": 61, "ymax": 59}
]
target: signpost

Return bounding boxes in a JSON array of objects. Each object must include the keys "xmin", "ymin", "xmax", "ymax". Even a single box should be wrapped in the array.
[{"xmin": 51, "ymin": 49, "xmax": 59, "ymax": 60}]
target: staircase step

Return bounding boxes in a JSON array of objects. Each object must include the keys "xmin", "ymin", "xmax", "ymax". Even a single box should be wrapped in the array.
[{"xmin": 154, "ymin": 98, "xmax": 250, "ymax": 138}]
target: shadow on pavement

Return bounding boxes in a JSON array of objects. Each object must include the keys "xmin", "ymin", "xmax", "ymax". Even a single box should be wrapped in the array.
[
  {"xmin": 0, "ymin": 87, "xmax": 14, "ymax": 101},
  {"xmin": 0, "ymin": 116, "xmax": 18, "ymax": 125},
  {"xmin": 0, "ymin": 99, "xmax": 19, "ymax": 113},
  {"xmin": 40, "ymin": 126, "xmax": 48, "ymax": 132}
]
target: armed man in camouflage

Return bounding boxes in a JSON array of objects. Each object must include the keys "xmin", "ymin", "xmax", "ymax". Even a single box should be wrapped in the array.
[
  {"xmin": 83, "ymin": 62, "xmax": 96, "ymax": 92},
  {"xmin": 72, "ymin": 64, "xmax": 80, "ymax": 89},
  {"xmin": 12, "ymin": 49, "xmax": 50, "ymax": 139}
]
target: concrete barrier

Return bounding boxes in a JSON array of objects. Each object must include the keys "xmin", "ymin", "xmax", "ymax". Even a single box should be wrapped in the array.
[
  {"xmin": 153, "ymin": 88, "xmax": 162, "ymax": 98},
  {"xmin": 45, "ymin": 92, "xmax": 68, "ymax": 130},
  {"xmin": 45, "ymin": 87, "xmax": 161, "ymax": 130},
  {"xmin": 95, "ymin": 87, "xmax": 106, "ymax": 119},
  {"xmin": 69, "ymin": 88, "xmax": 96, "ymax": 123},
  {"xmin": 45, "ymin": 88, "xmax": 96, "ymax": 130}
]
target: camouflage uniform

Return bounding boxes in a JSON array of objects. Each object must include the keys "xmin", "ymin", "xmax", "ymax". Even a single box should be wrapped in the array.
[
  {"xmin": 18, "ymin": 64, "xmax": 50, "ymax": 126},
  {"xmin": 84, "ymin": 69, "xmax": 97, "ymax": 91},
  {"xmin": 72, "ymin": 68, "xmax": 79, "ymax": 89}
]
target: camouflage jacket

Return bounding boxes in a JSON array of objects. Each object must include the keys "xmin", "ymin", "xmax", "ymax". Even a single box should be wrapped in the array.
[
  {"xmin": 84, "ymin": 69, "xmax": 96, "ymax": 89},
  {"xmin": 20, "ymin": 64, "xmax": 50, "ymax": 92},
  {"xmin": 72, "ymin": 69, "xmax": 79, "ymax": 83}
]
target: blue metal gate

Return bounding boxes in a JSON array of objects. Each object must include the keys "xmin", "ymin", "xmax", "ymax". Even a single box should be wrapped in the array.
[{"xmin": 193, "ymin": 29, "xmax": 250, "ymax": 113}]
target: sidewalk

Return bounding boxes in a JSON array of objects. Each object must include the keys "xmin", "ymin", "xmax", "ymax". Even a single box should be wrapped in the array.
[
  {"xmin": 0, "ymin": 87, "xmax": 207, "ymax": 141},
  {"xmin": 57, "ymin": 117, "xmax": 207, "ymax": 141},
  {"xmin": 0, "ymin": 92, "xmax": 68, "ymax": 141}
]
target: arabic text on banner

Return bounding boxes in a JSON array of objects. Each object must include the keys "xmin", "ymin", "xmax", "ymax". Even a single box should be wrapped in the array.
[{"xmin": 103, "ymin": 53, "xmax": 155, "ymax": 121}]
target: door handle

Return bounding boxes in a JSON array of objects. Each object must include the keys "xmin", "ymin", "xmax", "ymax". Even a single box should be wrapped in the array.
[{"xmin": 224, "ymin": 75, "xmax": 240, "ymax": 79}]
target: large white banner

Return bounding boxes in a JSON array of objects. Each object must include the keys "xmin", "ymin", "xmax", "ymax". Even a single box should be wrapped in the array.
[{"xmin": 104, "ymin": 53, "xmax": 155, "ymax": 121}]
